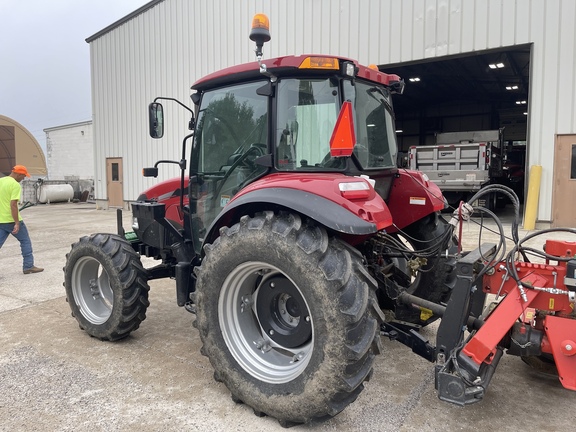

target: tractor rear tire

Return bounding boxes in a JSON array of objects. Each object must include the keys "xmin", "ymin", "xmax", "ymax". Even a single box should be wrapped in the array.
[
  {"xmin": 194, "ymin": 211, "xmax": 382, "ymax": 426},
  {"xmin": 393, "ymin": 213, "xmax": 457, "ymax": 326},
  {"xmin": 64, "ymin": 233, "xmax": 150, "ymax": 341}
]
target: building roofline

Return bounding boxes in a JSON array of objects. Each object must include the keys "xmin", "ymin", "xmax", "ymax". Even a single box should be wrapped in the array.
[
  {"xmin": 43, "ymin": 120, "xmax": 93, "ymax": 133},
  {"xmin": 86, "ymin": 0, "xmax": 165, "ymax": 43}
]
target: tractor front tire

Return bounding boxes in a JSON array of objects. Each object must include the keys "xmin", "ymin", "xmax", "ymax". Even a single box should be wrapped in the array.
[
  {"xmin": 64, "ymin": 233, "xmax": 150, "ymax": 341},
  {"xmin": 194, "ymin": 211, "xmax": 382, "ymax": 426}
]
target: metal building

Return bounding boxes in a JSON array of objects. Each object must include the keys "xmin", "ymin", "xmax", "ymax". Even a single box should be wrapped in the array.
[
  {"xmin": 87, "ymin": 0, "xmax": 576, "ymax": 226},
  {"xmin": 0, "ymin": 115, "xmax": 47, "ymax": 177},
  {"xmin": 43, "ymin": 121, "xmax": 95, "ymax": 203},
  {"xmin": 44, "ymin": 121, "xmax": 94, "ymax": 181}
]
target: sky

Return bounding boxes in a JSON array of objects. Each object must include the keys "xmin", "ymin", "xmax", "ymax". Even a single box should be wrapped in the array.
[{"xmin": 0, "ymin": 0, "xmax": 151, "ymax": 153}]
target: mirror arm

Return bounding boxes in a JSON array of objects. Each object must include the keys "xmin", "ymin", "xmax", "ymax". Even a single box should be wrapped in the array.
[
  {"xmin": 154, "ymin": 97, "xmax": 196, "ymax": 130},
  {"xmin": 153, "ymin": 97, "xmax": 194, "ymax": 116},
  {"xmin": 154, "ymin": 159, "xmax": 179, "ymax": 168}
]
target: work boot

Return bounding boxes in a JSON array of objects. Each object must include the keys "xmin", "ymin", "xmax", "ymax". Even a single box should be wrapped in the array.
[{"xmin": 23, "ymin": 266, "xmax": 44, "ymax": 274}]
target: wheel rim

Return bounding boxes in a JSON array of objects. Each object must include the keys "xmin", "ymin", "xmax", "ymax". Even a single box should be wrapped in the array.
[
  {"xmin": 71, "ymin": 256, "xmax": 114, "ymax": 324},
  {"xmin": 218, "ymin": 261, "xmax": 313, "ymax": 384}
]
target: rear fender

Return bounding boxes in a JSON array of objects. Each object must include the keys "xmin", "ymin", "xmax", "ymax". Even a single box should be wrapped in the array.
[
  {"xmin": 204, "ymin": 183, "xmax": 393, "ymax": 249},
  {"xmin": 387, "ymin": 170, "xmax": 446, "ymax": 232}
]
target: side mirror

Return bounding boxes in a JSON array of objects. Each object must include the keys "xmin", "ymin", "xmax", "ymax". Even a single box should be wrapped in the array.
[
  {"xmin": 149, "ymin": 102, "xmax": 164, "ymax": 138},
  {"xmin": 142, "ymin": 167, "xmax": 159, "ymax": 178}
]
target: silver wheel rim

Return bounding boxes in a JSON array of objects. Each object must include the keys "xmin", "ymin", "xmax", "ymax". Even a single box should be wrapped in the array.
[
  {"xmin": 71, "ymin": 256, "xmax": 113, "ymax": 324},
  {"xmin": 218, "ymin": 261, "xmax": 314, "ymax": 384}
]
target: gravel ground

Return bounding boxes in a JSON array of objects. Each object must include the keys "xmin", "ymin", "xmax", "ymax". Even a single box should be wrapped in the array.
[{"xmin": 0, "ymin": 202, "xmax": 574, "ymax": 431}]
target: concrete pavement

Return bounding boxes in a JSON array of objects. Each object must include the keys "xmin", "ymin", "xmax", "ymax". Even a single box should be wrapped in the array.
[{"xmin": 0, "ymin": 202, "xmax": 574, "ymax": 431}]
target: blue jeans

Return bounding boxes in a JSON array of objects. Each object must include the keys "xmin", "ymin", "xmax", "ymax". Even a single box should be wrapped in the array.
[{"xmin": 0, "ymin": 221, "xmax": 35, "ymax": 270}]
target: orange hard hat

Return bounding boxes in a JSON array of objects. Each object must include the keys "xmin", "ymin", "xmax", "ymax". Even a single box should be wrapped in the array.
[{"xmin": 12, "ymin": 165, "xmax": 30, "ymax": 177}]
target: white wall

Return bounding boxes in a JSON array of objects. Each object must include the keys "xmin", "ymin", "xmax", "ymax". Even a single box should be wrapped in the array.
[
  {"xmin": 89, "ymin": 0, "xmax": 576, "ymax": 221},
  {"xmin": 45, "ymin": 121, "xmax": 94, "ymax": 180}
]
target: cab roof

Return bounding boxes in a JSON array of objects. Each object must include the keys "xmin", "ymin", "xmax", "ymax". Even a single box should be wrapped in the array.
[{"xmin": 191, "ymin": 54, "xmax": 401, "ymax": 92}]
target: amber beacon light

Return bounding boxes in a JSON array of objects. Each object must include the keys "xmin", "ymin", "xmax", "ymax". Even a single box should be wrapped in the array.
[{"xmin": 249, "ymin": 13, "xmax": 271, "ymax": 58}]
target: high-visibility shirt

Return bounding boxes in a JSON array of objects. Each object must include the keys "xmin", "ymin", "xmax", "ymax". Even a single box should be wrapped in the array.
[{"xmin": 0, "ymin": 176, "xmax": 22, "ymax": 223}]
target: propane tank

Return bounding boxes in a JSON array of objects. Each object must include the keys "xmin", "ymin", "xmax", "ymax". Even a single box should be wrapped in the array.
[{"xmin": 38, "ymin": 184, "xmax": 74, "ymax": 204}]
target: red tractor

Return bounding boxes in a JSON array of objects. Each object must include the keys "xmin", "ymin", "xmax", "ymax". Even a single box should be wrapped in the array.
[{"xmin": 64, "ymin": 14, "xmax": 576, "ymax": 427}]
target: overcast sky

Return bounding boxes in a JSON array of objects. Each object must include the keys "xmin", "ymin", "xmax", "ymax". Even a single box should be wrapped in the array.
[{"xmin": 0, "ymin": 0, "xmax": 150, "ymax": 152}]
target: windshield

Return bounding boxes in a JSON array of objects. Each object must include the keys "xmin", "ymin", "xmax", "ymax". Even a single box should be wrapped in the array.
[{"xmin": 275, "ymin": 78, "xmax": 398, "ymax": 171}]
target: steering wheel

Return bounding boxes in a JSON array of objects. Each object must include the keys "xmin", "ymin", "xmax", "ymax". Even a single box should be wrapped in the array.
[
  {"xmin": 213, "ymin": 143, "xmax": 268, "ymax": 199},
  {"xmin": 241, "ymin": 143, "xmax": 267, "ymax": 169}
]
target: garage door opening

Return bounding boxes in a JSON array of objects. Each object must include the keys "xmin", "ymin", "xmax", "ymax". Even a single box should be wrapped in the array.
[{"xmin": 381, "ymin": 44, "xmax": 531, "ymax": 208}]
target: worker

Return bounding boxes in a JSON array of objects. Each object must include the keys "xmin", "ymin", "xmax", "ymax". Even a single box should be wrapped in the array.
[{"xmin": 0, "ymin": 165, "xmax": 43, "ymax": 274}]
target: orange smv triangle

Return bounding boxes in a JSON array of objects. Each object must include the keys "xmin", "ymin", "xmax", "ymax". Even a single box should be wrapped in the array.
[{"xmin": 329, "ymin": 101, "xmax": 356, "ymax": 157}]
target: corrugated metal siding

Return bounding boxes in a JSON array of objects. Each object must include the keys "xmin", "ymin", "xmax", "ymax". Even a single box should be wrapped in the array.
[{"xmin": 90, "ymin": 0, "xmax": 576, "ymax": 221}]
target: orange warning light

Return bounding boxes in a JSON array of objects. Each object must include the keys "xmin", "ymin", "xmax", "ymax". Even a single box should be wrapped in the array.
[
  {"xmin": 251, "ymin": 13, "xmax": 270, "ymax": 31},
  {"xmin": 299, "ymin": 57, "xmax": 339, "ymax": 70}
]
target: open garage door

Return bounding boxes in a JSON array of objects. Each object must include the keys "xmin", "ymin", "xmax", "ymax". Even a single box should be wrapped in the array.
[{"xmin": 381, "ymin": 45, "xmax": 531, "ymax": 207}]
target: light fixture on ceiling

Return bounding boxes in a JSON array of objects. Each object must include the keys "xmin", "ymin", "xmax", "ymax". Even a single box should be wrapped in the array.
[
  {"xmin": 408, "ymin": 77, "xmax": 420, "ymax": 82},
  {"xmin": 506, "ymin": 85, "xmax": 519, "ymax": 90},
  {"xmin": 396, "ymin": 129, "xmax": 403, "ymax": 133},
  {"xmin": 489, "ymin": 62, "xmax": 505, "ymax": 69},
  {"xmin": 515, "ymin": 100, "xmax": 527, "ymax": 105}
]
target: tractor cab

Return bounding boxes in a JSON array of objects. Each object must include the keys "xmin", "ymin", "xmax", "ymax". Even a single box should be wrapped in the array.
[{"xmin": 146, "ymin": 16, "xmax": 406, "ymax": 256}]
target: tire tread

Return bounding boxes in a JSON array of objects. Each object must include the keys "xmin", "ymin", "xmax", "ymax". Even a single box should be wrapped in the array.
[
  {"xmin": 195, "ymin": 212, "xmax": 382, "ymax": 425},
  {"xmin": 64, "ymin": 233, "xmax": 150, "ymax": 341}
]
